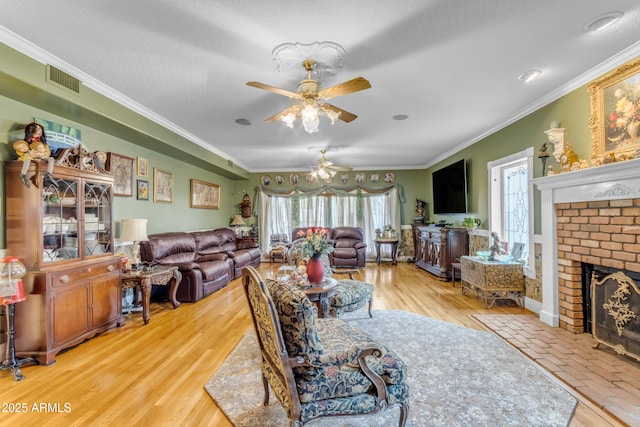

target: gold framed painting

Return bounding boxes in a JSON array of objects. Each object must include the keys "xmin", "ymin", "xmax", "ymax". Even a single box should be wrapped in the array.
[
  {"xmin": 137, "ymin": 157, "xmax": 148, "ymax": 177},
  {"xmin": 153, "ymin": 168, "xmax": 173, "ymax": 203},
  {"xmin": 137, "ymin": 179, "xmax": 149, "ymax": 201},
  {"xmin": 190, "ymin": 179, "xmax": 220, "ymax": 209},
  {"xmin": 588, "ymin": 59, "xmax": 640, "ymax": 163},
  {"xmin": 106, "ymin": 153, "xmax": 134, "ymax": 197}
]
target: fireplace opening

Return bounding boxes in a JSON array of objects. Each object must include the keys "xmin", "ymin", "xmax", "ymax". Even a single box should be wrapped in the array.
[{"xmin": 583, "ymin": 263, "xmax": 640, "ymax": 362}]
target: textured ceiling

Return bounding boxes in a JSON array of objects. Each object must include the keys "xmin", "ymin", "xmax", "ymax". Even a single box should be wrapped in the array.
[{"xmin": 1, "ymin": 0, "xmax": 640, "ymax": 173}]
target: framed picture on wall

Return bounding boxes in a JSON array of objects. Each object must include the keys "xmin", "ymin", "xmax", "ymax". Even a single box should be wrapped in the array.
[
  {"xmin": 153, "ymin": 168, "xmax": 173, "ymax": 203},
  {"xmin": 137, "ymin": 179, "xmax": 149, "ymax": 201},
  {"xmin": 137, "ymin": 157, "xmax": 148, "ymax": 177},
  {"xmin": 190, "ymin": 179, "xmax": 220, "ymax": 209},
  {"xmin": 107, "ymin": 153, "xmax": 134, "ymax": 197},
  {"xmin": 588, "ymin": 59, "xmax": 640, "ymax": 163}
]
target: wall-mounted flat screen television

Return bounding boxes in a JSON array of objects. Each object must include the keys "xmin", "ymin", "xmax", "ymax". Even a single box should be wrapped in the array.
[{"xmin": 432, "ymin": 159, "xmax": 467, "ymax": 214}]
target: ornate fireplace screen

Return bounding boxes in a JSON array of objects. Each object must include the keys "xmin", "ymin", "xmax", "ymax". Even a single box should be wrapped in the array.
[{"xmin": 591, "ymin": 270, "xmax": 640, "ymax": 362}]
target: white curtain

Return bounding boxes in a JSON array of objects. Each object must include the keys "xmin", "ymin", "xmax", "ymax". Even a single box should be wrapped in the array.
[{"xmin": 256, "ymin": 186, "xmax": 402, "ymax": 261}]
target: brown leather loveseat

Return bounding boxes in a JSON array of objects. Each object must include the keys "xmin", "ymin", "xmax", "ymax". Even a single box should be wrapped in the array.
[
  {"xmin": 291, "ymin": 226, "xmax": 366, "ymax": 268},
  {"xmin": 140, "ymin": 228, "xmax": 261, "ymax": 302}
]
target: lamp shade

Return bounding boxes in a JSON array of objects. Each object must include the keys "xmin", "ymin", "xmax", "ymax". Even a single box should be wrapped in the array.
[
  {"xmin": 120, "ymin": 218, "xmax": 149, "ymax": 242},
  {"xmin": 230, "ymin": 215, "xmax": 245, "ymax": 226}
]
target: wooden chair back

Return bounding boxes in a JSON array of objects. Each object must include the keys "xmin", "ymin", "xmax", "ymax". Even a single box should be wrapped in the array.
[{"xmin": 242, "ymin": 266, "xmax": 302, "ymax": 421}]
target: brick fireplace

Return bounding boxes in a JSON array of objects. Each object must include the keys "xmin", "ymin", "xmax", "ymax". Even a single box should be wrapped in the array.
[{"xmin": 534, "ymin": 159, "xmax": 640, "ymax": 332}]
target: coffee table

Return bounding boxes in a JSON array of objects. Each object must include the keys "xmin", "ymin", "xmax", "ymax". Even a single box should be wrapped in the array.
[
  {"xmin": 121, "ymin": 265, "xmax": 182, "ymax": 324},
  {"xmin": 301, "ymin": 278, "xmax": 338, "ymax": 318}
]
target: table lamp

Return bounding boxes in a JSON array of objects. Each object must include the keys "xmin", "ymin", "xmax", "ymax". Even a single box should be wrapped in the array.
[
  {"xmin": 230, "ymin": 214, "xmax": 245, "ymax": 236},
  {"xmin": 120, "ymin": 218, "xmax": 149, "ymax": 269}
]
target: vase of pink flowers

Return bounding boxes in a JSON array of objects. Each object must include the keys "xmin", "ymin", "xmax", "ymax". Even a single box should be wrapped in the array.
[{"xmin": 294, "ymin": 227, "xmax": 334, "ymax": 284}]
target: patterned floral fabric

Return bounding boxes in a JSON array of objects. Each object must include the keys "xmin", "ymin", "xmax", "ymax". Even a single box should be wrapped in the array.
[
  {"xmin": 297, "ymin": 318, "xmax": 407, "ymax": 402},
  {"xmin": 329, "ymin": 280, "xmax": 374, "ymax": 316},
  {"xmin": 265, "ymin": 279, "xmax": 324, "ymax": 358},
  {"xmin": 261, "ymin": 278, "xmax": 408, "ymax": 423},
  {"xmin": 320, "ymin": 253, "xmax": 374, "ymax": 316}
]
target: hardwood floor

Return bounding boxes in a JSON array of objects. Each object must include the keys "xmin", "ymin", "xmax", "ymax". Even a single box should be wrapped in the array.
[{"xmin": 0, "ymin": 262, "xmax": 622, "ymax": 426}]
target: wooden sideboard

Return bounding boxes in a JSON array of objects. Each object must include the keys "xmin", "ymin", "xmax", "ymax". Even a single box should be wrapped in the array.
[{"xmin": 415, "ymin": 226, "xmax": 469, "ymax": 281}]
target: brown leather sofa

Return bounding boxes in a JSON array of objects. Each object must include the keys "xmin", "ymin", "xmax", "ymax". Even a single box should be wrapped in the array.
[
  {"xmin": 291, "ymin": 226, "xmax": 367, "ymax": 268},
  {"xmin": 140, "ymin": 228, "xmax": 261, "ymax": 302}
]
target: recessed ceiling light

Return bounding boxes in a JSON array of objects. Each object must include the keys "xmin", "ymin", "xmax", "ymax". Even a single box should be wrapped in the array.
[
  {"xmin": 518, "ymin": 70, "xmax": 542, "ymax": 83},
  {"xmin": 584, "ymin": 11, "xmax": 623, "ymax": 32},
  {"xmin": 392, "ymin": 114, "xmax": 409, "ymax": 121},
  {"xmin": 235, "ymin": 118, "xmax": 251, "ymax": 126}
]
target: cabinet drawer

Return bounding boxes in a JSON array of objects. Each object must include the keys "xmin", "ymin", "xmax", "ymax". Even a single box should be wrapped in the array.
[{"xmin": 52, "ymin": 262, "xmax": 118, "ymax": 287}]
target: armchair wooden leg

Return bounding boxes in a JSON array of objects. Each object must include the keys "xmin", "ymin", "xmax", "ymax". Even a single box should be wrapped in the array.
[
  {"xmin": 262, "ymin": 375, "xmax": 270, "ymax": 406},
  {"xmin": 367, "ymin": 297, "xmax": 373, "ymax": 318},
  {"xmin": 398, "ymin": 402, "xmax": 410, "ymax": 427}
]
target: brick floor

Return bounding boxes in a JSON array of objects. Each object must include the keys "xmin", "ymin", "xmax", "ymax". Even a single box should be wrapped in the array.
[{"xmin": 473, "ymin": 312, "xmax": 640, "ymax": 427}]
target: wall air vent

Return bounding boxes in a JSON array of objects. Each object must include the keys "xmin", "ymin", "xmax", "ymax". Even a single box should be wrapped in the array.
[{"xmin": 46, "ymin": 64, "xmax": 81, "ymax": 94}]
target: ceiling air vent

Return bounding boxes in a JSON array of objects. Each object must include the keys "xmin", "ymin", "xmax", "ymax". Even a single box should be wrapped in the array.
[{"xmin": 46, "ymin": 64, "xmax": 80, "ymax": 94}]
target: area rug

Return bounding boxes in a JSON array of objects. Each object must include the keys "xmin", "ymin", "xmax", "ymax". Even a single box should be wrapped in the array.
[{"xmin": 205, "ymin": 310, "xmax": 577, "ymax": 426}]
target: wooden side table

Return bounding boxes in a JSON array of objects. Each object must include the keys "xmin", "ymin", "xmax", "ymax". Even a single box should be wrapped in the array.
[
  {"xmin": 301, "ymin": 278, "xmax": 338, "ymax": 318},
  {"xmin": 121, "ymin": 265, "xmax": 182, "ymax": 325},
  {"xmin": 375, "ymin": 239, "xmax": 399, "ymax": 265}
]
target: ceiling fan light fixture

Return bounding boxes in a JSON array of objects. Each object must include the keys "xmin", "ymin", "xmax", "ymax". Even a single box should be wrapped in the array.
[
  {"xmin": 314, "ymin": 166, "xmax": 336, "ymax": 180},
  {"xmin": 301, "ymin": 104, "xmax": 320, "ymax": 133},
  {"xmin": 282, "ymin": 112, "xmax": 296, "ymax": 128},
  {"xmin": 325, "ymin": 108, "xmax": 341, "ymax": 125}
]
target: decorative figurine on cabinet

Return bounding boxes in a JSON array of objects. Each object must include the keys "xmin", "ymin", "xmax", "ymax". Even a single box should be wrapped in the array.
[
  {"xmin": 489, "ymin": 232, "xmax": 507, "ymax": 261},
  {"xmin": 538, "ymin": 142, "xmax": 550, "ymax": 175},
  {"xmin": 414, "ymin": 199, "xmax": 427, "ymax": 224},
  {"xmin": 12, "ymin": 122, "xmax": 57, "ymax": 188},
  {"xmin": 240, "ymin": 194, "xmax": 252, "ymax": 218}
]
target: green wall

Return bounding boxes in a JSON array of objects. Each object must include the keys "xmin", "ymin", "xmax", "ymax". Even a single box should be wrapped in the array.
[
  {"xmin": 425, "ymin": 83, "xmax": 594, "ymax": 233},
  {"xmin": 0, "ymin": 94, "xmax": 242, "ymax": 241},
  {"xmin": 235, "ymin": 169, "xmax": 429, "ymax": 227}
]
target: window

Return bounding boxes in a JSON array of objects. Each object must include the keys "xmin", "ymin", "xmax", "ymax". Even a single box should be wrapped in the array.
[
  {"xmin": 259, "ymin": 188, "xmax": 400, "ymax": 260},
  {"xmin": 488, "ymin": 147, "xmax": 535, "ymax": 278}
]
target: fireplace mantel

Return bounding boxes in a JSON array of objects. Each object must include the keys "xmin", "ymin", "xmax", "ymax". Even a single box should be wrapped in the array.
[{"xmin": 534, "ymin": 158, "xmax": 640, "ymax": 327}]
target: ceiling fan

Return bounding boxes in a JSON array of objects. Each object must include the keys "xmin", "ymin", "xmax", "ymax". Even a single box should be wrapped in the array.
[
  {"xmin": 247, "ymin": 59, "xmax": 371, "ymax": 133},
  {"xmin": 311, "ymin": 149, "xmax": 352, "ymax": 180}
]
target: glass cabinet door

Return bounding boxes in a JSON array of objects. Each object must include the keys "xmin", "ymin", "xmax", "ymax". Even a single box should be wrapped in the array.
[
  {"xmin": 42, "ymin": 178, "xmax": 79, "ymax": 263},
  {"xmin": 84, "ymin": 181, "xmax": 113, "ymax": 256}
]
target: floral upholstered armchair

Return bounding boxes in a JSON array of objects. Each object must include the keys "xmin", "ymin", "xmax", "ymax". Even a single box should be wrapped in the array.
[{"xmin": 242, "ymin": 266, "xmax": 409, "ymax": 427}]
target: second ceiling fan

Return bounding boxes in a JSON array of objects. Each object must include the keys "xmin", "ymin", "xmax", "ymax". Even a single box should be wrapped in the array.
[
  {"xmin": 311, "ymin": 149, "xmax": 352, "ymax": 180},
  {"xmin": 247, "ymin": 59, "xmax": 371, "ymax": 133}
]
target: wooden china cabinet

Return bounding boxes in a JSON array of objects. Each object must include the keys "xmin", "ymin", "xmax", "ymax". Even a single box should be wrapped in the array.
[{"xmin": 5, "ymin": 147, "xmax": 123, "ymax": 365}]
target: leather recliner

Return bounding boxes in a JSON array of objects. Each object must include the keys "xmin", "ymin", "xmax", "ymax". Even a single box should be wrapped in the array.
[
  {"xmin": 291, "ymin": 226, "xmax": 367, "ymax": 268},
  {"xmin": 329, "ymin": 226, "xmax": 366, "ymax": 268}
]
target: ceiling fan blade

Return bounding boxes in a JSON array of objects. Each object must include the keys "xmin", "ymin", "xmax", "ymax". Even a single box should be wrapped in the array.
[
  {"xmin": 318, "ymin": 77, "xmax": 371, "ymax": 99},
  {"xmin": 328, "ymin": 164, "xmax": 353, "ymax": 172},
  {"xmin": 323, "ymin": 104, "xmax": 358, "ymax": 123},
  {"xmin": 247, "ymin": 81, "xmax": 301, "ymax": 99},
  {"xmin": 265, "ymin": 106, "xmax": 298, "ymax": 123}
]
